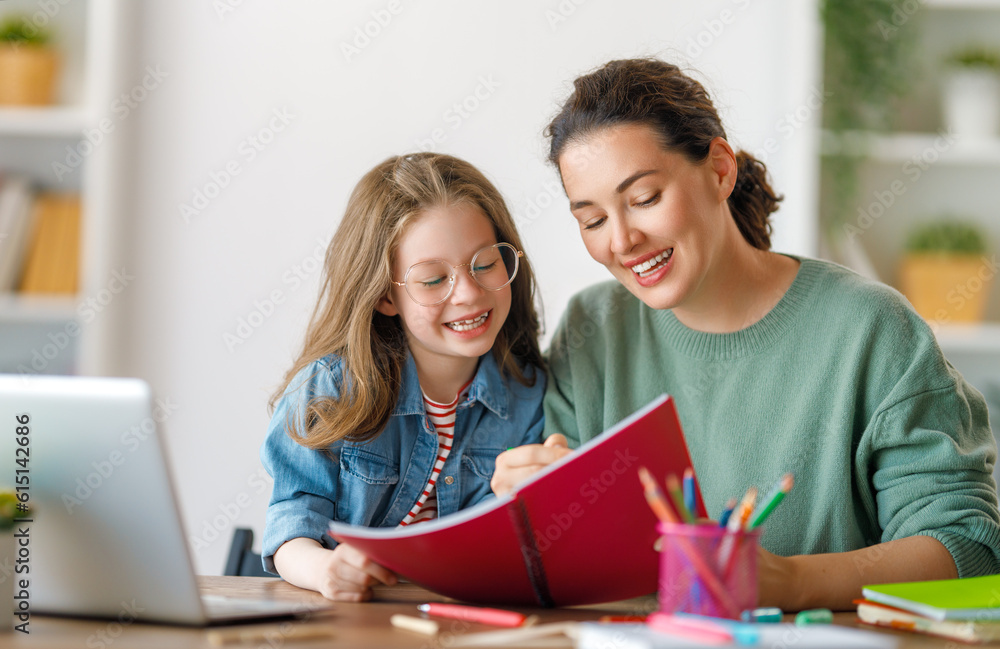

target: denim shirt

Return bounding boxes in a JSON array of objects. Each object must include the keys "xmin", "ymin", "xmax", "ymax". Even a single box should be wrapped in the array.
[{"xmin": 260, "ymin": 351, "xmax": 545, "ymax": 573}]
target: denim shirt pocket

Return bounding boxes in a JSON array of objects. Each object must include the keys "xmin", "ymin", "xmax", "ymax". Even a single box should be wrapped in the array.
[
  {"xmin": 458, "ymin": 448, "xmax": 503, "ymax": 508},
  {"xmin": 461, "ymin": 448, "xmax": 504, "ymax": 482},
  {"xmin": 338, "ymin": 447, "xmax": 400, "ymax": 526}
]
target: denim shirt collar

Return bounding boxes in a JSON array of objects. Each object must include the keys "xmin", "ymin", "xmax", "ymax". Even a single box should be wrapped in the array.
[{"xmin": 391, "ymin": 352, "xmax": 509, "ymax": 420}]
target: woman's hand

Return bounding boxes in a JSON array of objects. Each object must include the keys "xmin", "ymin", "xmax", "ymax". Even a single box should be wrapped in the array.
[
  {"xmin": 755, "ymin": 536, "xmax": 957, "ymax": 612},
  {"xmin": 273, "ymin": 537, "xmax": 398, "ymax": 602},
  {"xmin": 491, "ymin": 434, "xmax": 572, "ymax": 496},
  {"xmin": 755, "ymin": 546, "xmax": 801, "ymax": 610}
]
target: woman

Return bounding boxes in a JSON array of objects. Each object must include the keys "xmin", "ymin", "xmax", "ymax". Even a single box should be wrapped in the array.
[{"xmin": 492, "ymin": 58, "xmax": 1000, "ymax": 610}]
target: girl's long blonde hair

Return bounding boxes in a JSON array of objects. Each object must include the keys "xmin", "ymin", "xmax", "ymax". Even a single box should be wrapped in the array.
[{"xmin": 270, "ymin": 153, "xmax": 544, "ymax": 449}]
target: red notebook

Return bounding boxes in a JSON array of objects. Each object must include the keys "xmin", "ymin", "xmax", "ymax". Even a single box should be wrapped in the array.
[{"xmin": 328, "ymin": 394, "xmax": 703, "ymax": 607}]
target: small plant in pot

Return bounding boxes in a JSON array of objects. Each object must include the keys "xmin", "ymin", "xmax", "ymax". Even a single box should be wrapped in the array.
[
  {"xmin": 899, "ymin": 219, "xmax": 993, "ymax": 324},
  {"xmin": 0, "ymin": 14, "xmax": 59, "ymax": 106},
  {"xmin": 941, "ymin": 46, "xmax": 1000, "ymax": 140}
]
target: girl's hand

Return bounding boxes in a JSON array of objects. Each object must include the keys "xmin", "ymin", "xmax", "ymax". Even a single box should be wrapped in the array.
[
  {"xmin": 491, "ymin": 434, "xmax": 572, "ymax": 496},
  {"xmin": 273, "ymin": 537, "xmax": 398, "ymax": 601},
  {"xmin": 315, "ymin": 543, "xmax": 398, "ymax": 602}
]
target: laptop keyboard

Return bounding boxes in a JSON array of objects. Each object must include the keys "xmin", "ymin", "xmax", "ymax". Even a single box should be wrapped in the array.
[{"xmin": 201, "ymin": 594, "xmax": 306, "ymax": 618}]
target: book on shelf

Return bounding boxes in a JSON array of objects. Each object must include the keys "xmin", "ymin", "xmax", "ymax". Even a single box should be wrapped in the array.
[
  {"xmin": 0, "ymin": 175, "xmax": 37, "ymax": 292},
  {"xmin": 17, "ymin": 192, "xmax": 80, "ymax": 295},
  {"xmin": 857, "ymin": 598, "xmax": 1000, "ymax": 643},
  {"xmin": 329, "ymin": 394, "xmax": 707, "ymax": 607}
]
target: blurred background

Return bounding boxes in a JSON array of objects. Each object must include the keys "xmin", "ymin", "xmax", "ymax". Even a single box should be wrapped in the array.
[{"xmin": 0, "ymin": 0, "xmax": 997, "ymax": 575}]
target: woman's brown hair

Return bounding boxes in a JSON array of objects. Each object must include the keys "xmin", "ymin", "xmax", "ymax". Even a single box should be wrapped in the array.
[
  {"xmin": 545, "ymin": 58, "xmax": 782, "ymax": 250},
  {"xmin": 270, "ymin": 153, "xmax": 543, "ymax": 448}
]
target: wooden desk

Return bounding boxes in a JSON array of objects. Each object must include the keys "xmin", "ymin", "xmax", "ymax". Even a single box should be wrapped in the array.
[{"xmin": 8, "ymin": 576, "xmax": 993, "ymax": 648}]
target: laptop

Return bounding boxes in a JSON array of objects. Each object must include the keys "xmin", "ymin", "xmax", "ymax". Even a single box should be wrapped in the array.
[{"xmin": 0, "ymin": 373, "xmax": 328, "ymax": 625}]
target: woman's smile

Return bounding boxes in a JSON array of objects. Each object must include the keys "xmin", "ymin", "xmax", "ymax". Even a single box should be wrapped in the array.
[{"xmin": 626, "ymin": 248, "xmax": 673, "ymax": 277}]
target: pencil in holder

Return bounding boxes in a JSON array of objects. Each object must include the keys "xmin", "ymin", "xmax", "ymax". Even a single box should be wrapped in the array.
[{"xmin": 657, "ymin": 521, "xmax": 759, "ymax": 620}]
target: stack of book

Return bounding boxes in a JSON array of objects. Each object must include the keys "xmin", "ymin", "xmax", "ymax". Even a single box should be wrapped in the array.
[
  {"xmin": 859, "ymin": 574, "xmax": 1000, "ymax": 643},
  {"xmin": 0, "ymin": 174, "xmax": 81, "ymax": 295}
]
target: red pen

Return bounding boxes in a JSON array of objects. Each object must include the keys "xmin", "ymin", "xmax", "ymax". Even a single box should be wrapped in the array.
[{"xmin": 417, "ymin": 603, "xmax": 526, "ymax": 627}]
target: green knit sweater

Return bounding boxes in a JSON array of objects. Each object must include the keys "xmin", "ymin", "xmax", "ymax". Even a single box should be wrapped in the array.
[{"xmin": 545, "ymin": 256, "xmax": 1000, "ymax": 576}]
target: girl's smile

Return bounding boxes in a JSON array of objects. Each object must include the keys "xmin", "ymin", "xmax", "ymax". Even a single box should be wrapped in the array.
[
  {"xmin": 443, "ymin": 308, "xmax": 492, "ymax": 335},
  {"xmin": 377, "ymin": 202, "xmax": 512, "ymax": 377}
]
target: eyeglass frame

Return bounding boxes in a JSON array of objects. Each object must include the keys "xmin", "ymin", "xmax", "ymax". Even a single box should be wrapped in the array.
[{"xmin": 390, "ymin": 242, "xmax": 524, "ymax": 307}]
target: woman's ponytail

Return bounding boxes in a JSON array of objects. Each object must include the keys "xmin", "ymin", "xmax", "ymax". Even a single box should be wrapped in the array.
[{"xmin": 728, "ymin": 151, "xmax": 782, "ymax": 251}]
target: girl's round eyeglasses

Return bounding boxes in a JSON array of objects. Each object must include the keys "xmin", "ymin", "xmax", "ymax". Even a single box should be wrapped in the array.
[{"xmin": 391, "ymin": 242, "xmax": 523, "ymax": 307}]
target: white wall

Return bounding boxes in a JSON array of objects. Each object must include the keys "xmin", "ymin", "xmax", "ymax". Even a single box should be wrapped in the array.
[{"xmin": 118, "ymin": 0, "xmax": 821, "ymax": 574}]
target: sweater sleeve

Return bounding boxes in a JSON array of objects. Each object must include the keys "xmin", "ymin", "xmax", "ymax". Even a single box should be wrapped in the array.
[
  {"xmin": 864, "ymin": 378, "xmax": 1000, "ymax": 577},
  {"xmin": 543, "ymin": 313, "xmax": 583, "ymax": 449}
]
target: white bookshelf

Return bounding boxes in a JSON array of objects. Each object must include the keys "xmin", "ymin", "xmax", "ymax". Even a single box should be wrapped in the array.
[
  {"xmin": 819, "ymin": 1, "xmax": 1000, "ymax": 350},
  {"xmin": 936, "ymin": 323, "xmax": 1000, "ymax": 353},
  {"xmin": 925, "ymin": 0, "xmax": 1000, "ymax": 9},
  {"xmin": 0, "ymin": 107, "xmax": 91, "ymax": 136},
  {"xmin": 821, "ymin": 130, "xmax": 1000, "ymax": 165},
  {"xmin": 0, "ymin": 294, "xmax": 77, "ymax": 323},
  {"xmin": 0, "ymin": 0, "xmax": 128, "ymax": 376}
]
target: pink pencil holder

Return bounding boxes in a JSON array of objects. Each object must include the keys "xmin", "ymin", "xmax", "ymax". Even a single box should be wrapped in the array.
[{"xmin": 657, "ymin": 522, "xmax": 759, "ymax": 619}]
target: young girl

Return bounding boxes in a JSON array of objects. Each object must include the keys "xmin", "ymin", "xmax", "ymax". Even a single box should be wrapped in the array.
[{"xmin": 261, "ymin": 153, "xmax": 545, "ymax": 601}]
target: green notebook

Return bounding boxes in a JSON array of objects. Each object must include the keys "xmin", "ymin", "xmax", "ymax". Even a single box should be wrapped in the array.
[{"xmin": 863, "ymin": 574, "xmax": 1000, "ymax": 621}]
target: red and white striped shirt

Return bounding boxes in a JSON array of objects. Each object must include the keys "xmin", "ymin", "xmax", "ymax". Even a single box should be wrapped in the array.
[{"xmin": 398, "ymin": 381, "xmax": 472, "ymax": 526}]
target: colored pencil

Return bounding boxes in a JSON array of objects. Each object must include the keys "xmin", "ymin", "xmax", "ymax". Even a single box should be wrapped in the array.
[
  {"xmin": 718, "ymin": 498, "xmax": 737, "ymax": 528},
  {"xmin": 716, "ymin": 486, "xmax": 757, "ymax": 572},
  {"xmin": 749, "ymin": 473, "xmax": 794, "ymax": 530},
  {"xmin": 637, "ymin": 467, "xmax": 741, "ymax": 618},
  {"xmin": 638, "ymin": 466, "xmax": 675, "ymax": 524},
  {"xmin": 666, "ymin": 473, "xmax": 695, "ymax": 523},
  {"xmin": 682, "ymin": 467, "xmax": 697, "ymax": 519}
]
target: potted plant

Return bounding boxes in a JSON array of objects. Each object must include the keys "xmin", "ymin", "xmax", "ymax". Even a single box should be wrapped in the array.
[
  {"xmin": 0, "ymin": 490, "xmax": 30, "ymax": 632},
  {"xmin": 899, "ymin": 219, "xmax": 993, "ymax": 324},
  {"xmin": 0, "ymin": 14, "xmax": 59, "ymax": 105},
  {"xmin": 819, "ymin": 1, "xmax": 919, "ymax": 243},
  {"xmin": 941, "ymin": 46, "xmax": 1000, "ymax": 140}
]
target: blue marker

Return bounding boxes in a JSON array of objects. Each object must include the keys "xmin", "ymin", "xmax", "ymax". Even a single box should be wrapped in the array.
[
  {"xmin": 682, "ymin": 467, "xmax": 696, "ymax": 517},
  {"xmin": 718, "ymin": 498, "xmax": 737, "ymax": 528}
]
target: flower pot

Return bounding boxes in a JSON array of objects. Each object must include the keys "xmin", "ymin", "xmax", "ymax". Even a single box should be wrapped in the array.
[
  {"xmin": 0, "ymin": 43, "xmax": 60, "ymax": 106},
  {"xmin": 942, "ymin": 69, "xmax": 1000, "ymax": 140},
  {"xmin": 0, "ymin": 529, "xmax": 12, "ymax": 631},
  {"xmin": 899, "ymin": 253, "xmax": 993, "ymax": 323}
]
